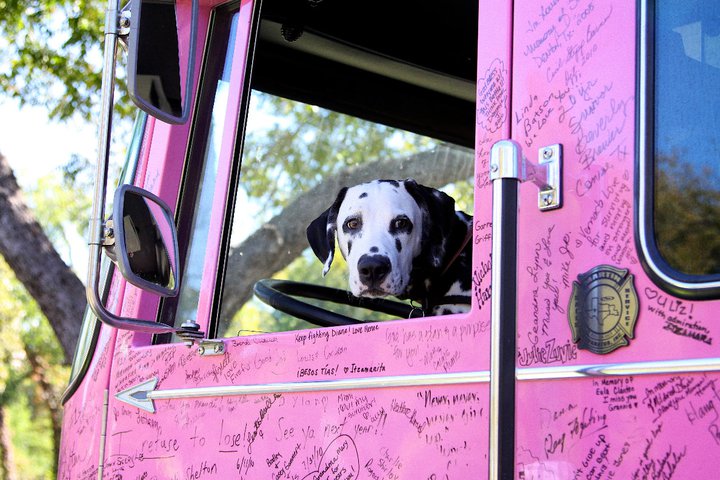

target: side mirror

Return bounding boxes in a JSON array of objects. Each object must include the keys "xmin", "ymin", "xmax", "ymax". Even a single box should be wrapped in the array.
[
  {"xmin": 109, "ymin": 185, "xmax": 179, "ymax": 297},
  {"xmin": 127, "ymin": 0, "xmax": 198, "ymax": 124},
  {"xmin": 86, "ymin": 1, "xmax": 203, "ymax": 340}
]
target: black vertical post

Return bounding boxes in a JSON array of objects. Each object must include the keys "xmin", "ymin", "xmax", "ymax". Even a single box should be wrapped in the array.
[{"xmin": 489, "ymin": 141, "xmax": 520, "ymax": 480}]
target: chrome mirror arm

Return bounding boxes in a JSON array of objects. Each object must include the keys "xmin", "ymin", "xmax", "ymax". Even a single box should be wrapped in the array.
[
  {"xmin": 86, "ymin": 0, "xmax": 122, "ymax": 329},
  {"xmin": 86, "ymin": 0, "xmax": 203, "ymax": 342}
]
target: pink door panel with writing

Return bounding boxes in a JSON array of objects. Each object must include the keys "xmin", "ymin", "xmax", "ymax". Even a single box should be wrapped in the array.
[{"xmin": 512, "ymin": 1, "xmax": 720, "ymax": 477}]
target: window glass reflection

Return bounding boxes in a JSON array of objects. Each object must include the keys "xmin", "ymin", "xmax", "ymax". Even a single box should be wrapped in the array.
[{"xmin": 654, "ymin": 2, "xmax": 720, "ymax": 275}]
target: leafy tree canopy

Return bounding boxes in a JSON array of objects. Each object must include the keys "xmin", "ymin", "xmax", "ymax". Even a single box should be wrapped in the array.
[{"xmin": 0, "ymin": 0, "xmax": 132, "ymax": 121}]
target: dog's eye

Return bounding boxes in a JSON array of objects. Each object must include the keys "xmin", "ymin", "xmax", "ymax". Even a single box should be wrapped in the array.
[
  {"xmin": 392, "ymin": 217, "xmax": 411, "ymax": 231},
  {"xmin": 345, "ymin": 218, "xmax": 361, "ymax": 230}
]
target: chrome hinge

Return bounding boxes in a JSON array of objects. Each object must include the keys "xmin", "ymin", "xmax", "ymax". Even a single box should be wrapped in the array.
[
  {"xmin": 489, "ymin": 140, "xmax": 563, "ymax": 212},
  {"xmin": 197, "ymin": 339, "xmax": 226, "ymax": 357}
]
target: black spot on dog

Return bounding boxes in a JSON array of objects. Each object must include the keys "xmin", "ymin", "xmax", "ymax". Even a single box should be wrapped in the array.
[
  {"xmin": 395, "ymin": 239, "xmax": 402, "ymax": 253},
  {"xmin": 379, "ymin": 179, "xmax": 400, "ymax": 187},
  {"xmin": 347, "ymin": 240, "xmax": 353, "ymax": 255},
  {"xmin": 370, "ymin": 246, "xmax": 379, "ymax": 253},
  {"xmin": 359, "ymin": 192, "xmax": 368, "ymax": 199}
]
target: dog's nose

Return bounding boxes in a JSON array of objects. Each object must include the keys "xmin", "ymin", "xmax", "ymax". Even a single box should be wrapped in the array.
[{"xmin": 357, "ymin": 254, "xmax": 391, "ymax": 286}]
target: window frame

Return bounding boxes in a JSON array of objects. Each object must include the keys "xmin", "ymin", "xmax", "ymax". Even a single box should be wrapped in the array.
[
  {"xmin": 207, "ymin": 2, "xmax": 261, "ymax": 338},
  {"xmin": 157, "ymin": 0, "xmax": 260, "ymax": 341},
  {"xmin": 208, "ymin": 8, "xmax": 478, "ymax": 337},
  {"xmin": 636, "ymin": 0, "xmax": 720, "ymax": 299},
  {"xmin": 168, "ymin": 0, "xmax": 478, "ymax": 340}
]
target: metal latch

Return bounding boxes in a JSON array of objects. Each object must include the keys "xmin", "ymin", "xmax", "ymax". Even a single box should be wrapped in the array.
[
  {"xmin": 525, "ymin": 144, "xmax": 563, "ymax": 211},
  {"xmin": 197, "ymin": 339, "xmax": 225, "ymax": 356},
  {"xmin": 489, "ymin": 141, "xmax": 563, "ymax": 211}
]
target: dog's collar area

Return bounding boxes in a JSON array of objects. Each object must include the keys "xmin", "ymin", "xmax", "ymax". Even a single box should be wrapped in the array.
[
  {"xmin": 440, "ymin": 225, "xmax": 473, "ymax": 277},
  {"xmin": 437, "ymin": 295, "xmax": 472, "ymax": 305},
  {"xmin": 403, "ymin": 225, "xmax": 473, "ymax": 316}
]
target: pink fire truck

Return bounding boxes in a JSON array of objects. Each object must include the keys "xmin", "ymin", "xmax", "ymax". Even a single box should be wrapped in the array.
[{"xmin": 58, "ymin": 0, "xmax": 720, "ymax": 478}]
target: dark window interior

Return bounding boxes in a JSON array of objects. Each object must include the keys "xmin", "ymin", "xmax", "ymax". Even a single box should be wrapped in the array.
[{"xmin": 251, "ymin": 0, "xmax": 478, "ymax": 147}]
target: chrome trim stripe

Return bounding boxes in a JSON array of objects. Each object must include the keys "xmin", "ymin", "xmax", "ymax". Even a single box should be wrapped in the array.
[
  {"xmin": 114, "ymin": 358, "xmax": 720, "ymax": 413},
  {"xmin": 145, "ymin": 357, "xmax": 720, "ymax": 400},
  {"xmin": 518, "ymin": 357, "xmax": 720, "ymax": 380},
  {"xmin": 132, "ymin": 357, "xmax": 720, "ymax": 399},
  {"xmin": 147, "ymin": 371, "xmax": 491, "ymax": 401},
  {"xmin": 489, "ymin": 140, "xmax": 522, "ymax": 480},
  {"xmin": 636, "ymin": 0, "xmax": 720, "ymax": 292}
]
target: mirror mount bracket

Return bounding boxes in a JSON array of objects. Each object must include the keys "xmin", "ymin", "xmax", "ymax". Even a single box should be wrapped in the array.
[
  {"xmin": 177, "ymin": 320, "xmax": 205, "ymax": 347},
  {"xmin": 118, "ymin": 9, "xmax": 131, "ymax": 37}
]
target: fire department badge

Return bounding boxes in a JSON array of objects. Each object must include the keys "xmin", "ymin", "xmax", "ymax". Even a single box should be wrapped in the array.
[{"xmin": 568, "ymin": 265, "xmax": 639, "ymax": 354}]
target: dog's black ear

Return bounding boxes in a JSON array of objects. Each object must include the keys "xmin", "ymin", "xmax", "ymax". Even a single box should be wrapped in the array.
[
  {"xmin": 403, "ymin": 179, "xmax": 459, "ymax": 269},
  {"xmin": 306, "ymin": 187, "xmax": 348, "ymax": 276}
]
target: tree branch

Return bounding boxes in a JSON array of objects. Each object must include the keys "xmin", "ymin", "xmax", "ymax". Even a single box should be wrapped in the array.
[
  {"xmin": 219, "ymin": 145, "xmax": 474, "ymax": 325},
  {"xmin": 0, "ymin": 153, "xmax": 84, "ymax": 364}
]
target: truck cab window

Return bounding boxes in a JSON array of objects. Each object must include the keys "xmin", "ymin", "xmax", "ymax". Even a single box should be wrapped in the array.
[
  {"xmin": 210, "ymin": 0, "xmax": 478, "ymax": 336},
  {"xmin": 652, "ymin": 2, "xmax": 720, "ymax": 277},
  {"xmin": 216, "ymin": 92, "xmax": 473, "ymax": 336},
  {"xmin": 169, "ymin": 0, "xmax": 477, "ymax": 340}
]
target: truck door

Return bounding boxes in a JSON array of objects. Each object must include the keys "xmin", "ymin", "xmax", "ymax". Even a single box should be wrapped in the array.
[
  {"xmin": 96, "ymin": 0, "xmax": 493, "ymax": 479},
  {"xmin": 505, "ymin": 0, "xmax": 720, "ymax": 478}
]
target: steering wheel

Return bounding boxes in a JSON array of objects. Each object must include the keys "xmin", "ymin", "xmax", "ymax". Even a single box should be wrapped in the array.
[{"xmin": 253, "ymin": 279, "xmax": 420, "ymax": 327}]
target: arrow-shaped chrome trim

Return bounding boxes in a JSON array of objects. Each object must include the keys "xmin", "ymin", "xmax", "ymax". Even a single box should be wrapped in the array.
[
  {"xmin": 115, "ymin": 377, "xmax": 158, "ymax": 413},
  {"xmin": 116, "ymin": 371, "xmax": 490, "ymax": 413},
  {"xmin": 115, "ymin": 357, "xmax": 720, "ymax": 414}
]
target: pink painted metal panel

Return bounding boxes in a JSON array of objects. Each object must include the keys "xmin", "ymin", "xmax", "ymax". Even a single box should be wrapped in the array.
[
  {"xmin": 62, "ymin": 0, "xmax": 720, "ymax": 478},
  {"xmin": 102, "ymin": 315, "xmax": 490, "ymax": 479},
  {"xmin": 511, "ymin": 0, "xmax": 720, "ymax": 477},
  {"xmin": 474, "ymin": 0, "xmax": 514, "ymax": 315},
  {"xmin": 57, "ymin": 277, "xmax": 122, "ymax": 479},
  {"xmin": 99, "ymin": 0, "xmax": 500, "ymax": 475}
]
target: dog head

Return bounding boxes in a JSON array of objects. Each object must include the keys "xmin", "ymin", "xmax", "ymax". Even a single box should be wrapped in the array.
[{"xmin": 306, "ymin": 179, "xmax": 461, "ymax": 299}]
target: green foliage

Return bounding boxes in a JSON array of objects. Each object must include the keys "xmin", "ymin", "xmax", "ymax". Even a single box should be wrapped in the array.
[
  {"xmin": 0, "ymin": 135, "xmax": 96, "ymax": 478},
  {"xmin": 0, "ymin": 0, "xmax": 132, "ymax": 121},
  {"xmin": 655, "ymin": 154, "xmax": 720, "ymax": 275},
  {"xmin": 0, "ymin": 259, "xmax": 68, "ymax": 478},
  {"xmin": 8, "ymin": 392, "xmax": 55, "ymax": 480},
  {"xmin": 240, "ymin": 92, "xmax": 436, "ymax": 218},
  {"xmin": 222, "ymin": 92, "xmax": 471, "ymax": 335},
  {"xmin": 25, "ymin": 166, "xmax": 92, "ymax": 265}
]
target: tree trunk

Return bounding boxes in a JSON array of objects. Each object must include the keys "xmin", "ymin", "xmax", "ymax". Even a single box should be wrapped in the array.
[
  {"xmin": 219, "ymin": 145, "xmax": 474, "ymax": 326},
  {"xmin": 0, "ymin": 153, "xmax": 84, "ymax": 364},
  {"xmin": 0, "ymin": 145, "xmax": 472, "ymax": 352},
  {"xmin": 24, "ymin": 346, "xmax": 62, "ymax": 478}
]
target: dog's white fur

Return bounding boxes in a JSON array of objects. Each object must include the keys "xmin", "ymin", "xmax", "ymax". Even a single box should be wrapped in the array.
[
  {"xmin": 336, "ymin": 181, "xmax": 423, "ymax": 297},
  {"xmin": 308, "ymin": 178, "xmax": 472, "ymax": 315}
]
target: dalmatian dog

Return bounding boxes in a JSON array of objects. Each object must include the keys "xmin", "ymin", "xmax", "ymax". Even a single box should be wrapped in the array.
[{"xmin": 306, "ymin": 179, "xmax": 472, "ymax": 315}]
